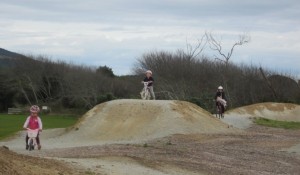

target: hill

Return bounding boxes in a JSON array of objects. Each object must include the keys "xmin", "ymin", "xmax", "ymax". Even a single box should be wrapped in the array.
[
  {"xmin": 0, "ymin": 48, "xmax": 28, "ymax": 67},
  {"xmin": 0, "ymin": 48, "xmax": 23, "ymax": 58}
]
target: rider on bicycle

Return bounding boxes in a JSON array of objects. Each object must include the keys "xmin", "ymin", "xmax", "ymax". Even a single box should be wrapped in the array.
[
  {"xmin": 142, "ymin": 70, "xmax": 155, "ymax": 100},
  {"xmin": 215, "ymin": 86, "xmax": 227, "ymax": 111},
  {"xmin": 23, "ymin": 105, "xmax": 43, "ymax": 150}
]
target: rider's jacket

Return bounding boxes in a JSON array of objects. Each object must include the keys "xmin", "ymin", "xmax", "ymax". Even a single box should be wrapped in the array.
[
  {"xmin": 215, "ymin": 91, "xmax": 226, "ymax": 100},
  {"xmin": 23, "ymin": 116, "xmax": 43, "ymax": 130},
  {"xmin": 143, "ymin": 77, "xmax": 154, "ymax": 87}
]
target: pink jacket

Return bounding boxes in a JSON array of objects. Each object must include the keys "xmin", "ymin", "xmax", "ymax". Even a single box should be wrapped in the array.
[{"xmin": 23, "ymin": 116, "xmax": 43, "ymax": 130}]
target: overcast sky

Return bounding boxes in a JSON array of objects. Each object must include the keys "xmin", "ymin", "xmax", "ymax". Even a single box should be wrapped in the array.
[{"xmin": 0, "ymin": 0, "xmax": 299, "ymax": 76}]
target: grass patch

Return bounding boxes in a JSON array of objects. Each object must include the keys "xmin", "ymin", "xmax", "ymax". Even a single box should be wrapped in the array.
[
  {"xmin": 0, "ymin": 114, "xmax": 79, "ymax": 140},
  {"xmin": 254, "ymin": 117, "xmax": 300, "ymax": 129}
]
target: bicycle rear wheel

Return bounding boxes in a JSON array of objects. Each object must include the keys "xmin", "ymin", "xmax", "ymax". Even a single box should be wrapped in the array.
[
  {"xmin": 29, "ymin": 139, "xmax": 34, "ymax": 151},
  {"xmin": 216, "ymin": 104, "xmax": 224, "ymax": 119}
]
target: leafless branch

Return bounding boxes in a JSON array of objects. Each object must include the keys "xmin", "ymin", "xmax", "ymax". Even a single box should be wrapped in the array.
[
  {"xmin": 206, "ymin": 32, "xmax": 250, "ymax": 65},
  {"xmin": 185, "ymin": 34, "xmax": 207, "ymax": 59}
]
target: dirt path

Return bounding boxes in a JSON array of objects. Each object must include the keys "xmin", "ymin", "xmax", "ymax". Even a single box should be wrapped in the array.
[
  {"xmin": 17, "ymin": 126, "xmax": 299, "ymax": 175},
  {"xmin": 57, "ymin": 157, "xmax": 202, "ymax": 175},
  {"xmin": 2, "ymin": 126, "xmax": 300, "ymax": 175}
]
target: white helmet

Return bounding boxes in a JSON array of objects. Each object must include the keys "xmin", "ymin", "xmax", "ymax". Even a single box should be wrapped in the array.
[
  {"xmin": 146, "ymin": 70, "xmax": 152, "ymax": 75},
  {"xmin": 218, "ymin": 86, "xmax": 223, "ymax": 90}
]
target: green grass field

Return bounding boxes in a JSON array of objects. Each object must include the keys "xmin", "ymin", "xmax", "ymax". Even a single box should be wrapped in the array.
[
  {"xmin": 0, "ymin": 114, "xmax": 79, "ymax": 140},
  {"xmin": 254, "ymin": 118, "xmax": 300, "ymax": 129}
]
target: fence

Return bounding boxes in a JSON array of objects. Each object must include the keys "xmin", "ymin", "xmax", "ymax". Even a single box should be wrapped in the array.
[{"xmin": 8, "ymin": 108, "xmax": 22, "ymax": 114}]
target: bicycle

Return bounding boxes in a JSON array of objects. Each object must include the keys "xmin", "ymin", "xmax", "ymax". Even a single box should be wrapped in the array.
[
  {"xmin": 26, "ymin": 128, "xmax": 39, "ymax": 151},
  {"xmin": 216, "ymin": 101, "xmax": 225, "ymax": 119},
  {"xmin": 140, "ymin": 82, "xmax": 151, "ymax": 100}
]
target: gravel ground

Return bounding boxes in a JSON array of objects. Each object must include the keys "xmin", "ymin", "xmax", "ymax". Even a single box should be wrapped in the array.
[
  {"xmin": 24, "ymin": 125, "xmax": 300, "ymax": 175},
  {"xmin": 0, "ymin": 146, "xmax": 84, "ymax": 175}
]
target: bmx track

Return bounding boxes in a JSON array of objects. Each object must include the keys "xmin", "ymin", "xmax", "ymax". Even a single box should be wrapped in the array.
[{"xmin": 1, "ymin": 100, "xmax": 300, "ymax": 175}]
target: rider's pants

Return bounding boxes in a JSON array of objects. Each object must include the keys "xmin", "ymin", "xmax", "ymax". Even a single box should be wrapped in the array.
[{"xmin": 148, "ymin": 86, "xmax": 156, "ymax": 100}]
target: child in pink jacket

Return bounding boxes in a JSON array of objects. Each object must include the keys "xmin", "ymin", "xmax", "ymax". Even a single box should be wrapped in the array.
[{"xmin": 23, "ymin": 105, "xmax": 43, "ymax": 150}]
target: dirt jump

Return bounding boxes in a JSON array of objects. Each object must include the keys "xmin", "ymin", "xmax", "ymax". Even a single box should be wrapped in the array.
[
  {"xmin": 1, "ymin": 100, "xmax": 300, "ymax": 175},
  {"xmin": 222, "ymin": 102, "xmax": 300, "ymax": 129},
  {"xmin": 63, "ymin": 99, "xmax": 237, "ymax": 144}
]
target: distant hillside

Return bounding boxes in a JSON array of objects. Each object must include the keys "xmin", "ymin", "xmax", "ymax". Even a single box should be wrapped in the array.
[
  {"xmin": 0, "ymin": 48, "xmax": 27, "ymax": 67},
  {"xmin": 0, "ymin": 48, "xmax": 25, "ymax": 58}
]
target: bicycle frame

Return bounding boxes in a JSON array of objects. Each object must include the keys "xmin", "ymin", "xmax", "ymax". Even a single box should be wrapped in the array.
[
  {"xmin": 141, "ymin": 82, "xmax": 151, "ymax": 100},
  {"xmin": 27, "ymin": 129, "xmax": 39, "ymax": 151}
]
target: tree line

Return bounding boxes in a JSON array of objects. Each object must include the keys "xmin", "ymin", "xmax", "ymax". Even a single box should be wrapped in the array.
[
  {"xmin": 134, "ymin": 50, "xmax": 300, "ymax": 112},
  {"xmin": 0, "ymin": 33, "xmax": 299, "ymax": 113},
  {"xmin": 134, "ymin": 33, "xmax": 300, "ymax": 112},
  {"xmin": 0, "ymin": 55, "xmax": 142, "ymax": 112}
]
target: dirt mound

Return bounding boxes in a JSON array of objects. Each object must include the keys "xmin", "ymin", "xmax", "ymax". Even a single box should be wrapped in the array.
[
  {"xmin": 227, "ymin": 102, "xmax": 300, "ymax": 121},
  {"xmin": 0, "ymin": 146, "xmax": 80, "ymax": 175},
  {"xmin": 59, "ymin": 99, "xmax": 236, "ymax": 145},
  {"xmin": 222, "ymin": 102, "xmax": 300, "ymax": 129}
]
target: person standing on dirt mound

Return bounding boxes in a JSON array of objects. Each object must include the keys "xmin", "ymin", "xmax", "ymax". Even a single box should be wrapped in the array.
[
  {"xmin": 215, "ymin": 86, "xmax": 227, "ymax": 109},
  {"xmin": 23, "ymin": 105, "xmax": 43, "ymax": 150},
  {"xmin": 142, "ymin": 70, "xmax": 156, "ymax": 100}
]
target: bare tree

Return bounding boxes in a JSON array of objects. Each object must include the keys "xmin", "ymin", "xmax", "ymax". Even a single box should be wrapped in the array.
[{"xmin": 206, "ymin": 32, "xmax": 250, "ymax": 66}]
